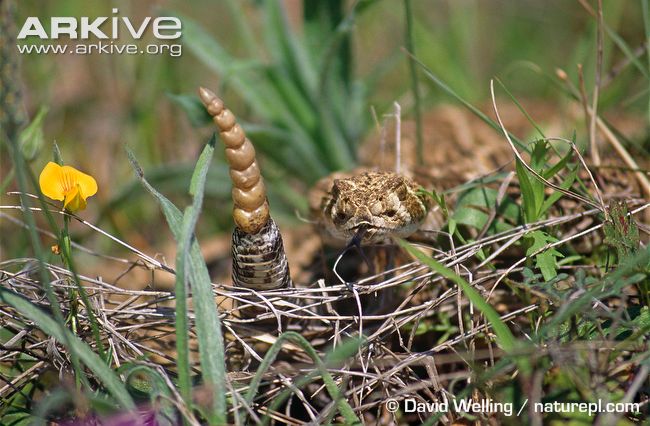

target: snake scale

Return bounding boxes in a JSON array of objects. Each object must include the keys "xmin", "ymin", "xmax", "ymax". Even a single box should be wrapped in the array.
[{"xmin": 199, "ymin": 87, "xmax": 430, "ymax": 291}]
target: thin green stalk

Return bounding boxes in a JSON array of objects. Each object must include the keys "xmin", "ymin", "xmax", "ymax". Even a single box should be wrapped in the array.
[
  {"xmin": 5, "ymin": 140, "xmax": 90, "ymax": 392},
  {"xmin": 59, "ymin": 213, "xmax": 107, "ymax": 363},
  {"xmin": 642, "ymin": 0, "xmax": 650, "ymax": 125},
  {"xmin": 409, "ymin": 52, "xmax": 530, "ymax": 153},
  {"xmin": 63, "ymin": 215, "xmax": 82, "ymax": 391},
  {"xmin": 404, "ymin": 0, "xmax": 424, "ymax": 166},
  {"xmin": 48, "ymin": 152, "xmax": 107, "ymax": 364}
]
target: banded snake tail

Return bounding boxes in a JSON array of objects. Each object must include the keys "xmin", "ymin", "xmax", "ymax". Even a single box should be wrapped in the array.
[{"xmin": 198, "ymin": 87, "xmax": 291, "ymax": 291}]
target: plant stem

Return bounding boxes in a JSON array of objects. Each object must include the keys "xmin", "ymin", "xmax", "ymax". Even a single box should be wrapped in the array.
[{"xmin": 404, "ymin": 0, "xmax": 424, "ymax": 166}]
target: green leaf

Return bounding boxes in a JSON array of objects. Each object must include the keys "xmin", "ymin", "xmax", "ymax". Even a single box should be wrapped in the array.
[
  {"xmin": 525, "ymin": 230, "xmax": 564, "ymax": 286},
  {"xmin": 454, "ymin": 187, "xmax": 497, "ymax": 226},
  {"xmin": 452, "ymin": 186, "xmax": 518, "ymax": 233},
  {"xmin": 529, "ymin": 141, "xmax": 547, "ymax": 209},
  {"xmin": 175, "ymin": 136, "xmax": 218, "ymax": 408},
  {"xmin": 453, "ymin": 204, "xmax": 490, "ymax": 230},
  {"xmin": 630, "ymin": 306, "xmax": 650, "ymax": 331},
  {"xmin": 535, "ymin": 251, "xmax": 560, "ymax": 282},
  {"xmin": 542, "ymin": 140, "xmax": 573, "ymax": 180},
  {"xmin": 542, "ymin": 247, "xmax": 650, "ymax": 337},
  {"xmin": 515, "ymin": 159, "xmax": 538, "ymax": 223},
  {"xmin": 189, "ymin": 137, "xmax": 215, "ymax": 197}
]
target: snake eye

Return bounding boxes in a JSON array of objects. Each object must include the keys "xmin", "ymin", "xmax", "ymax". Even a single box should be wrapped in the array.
[
  {"xmin": 335, "ymin": 211, "xmax": 348, "ymax": 222},
  {"xmin": 385, "ymin": 209, "xmax": 397, "ymax": 217}
]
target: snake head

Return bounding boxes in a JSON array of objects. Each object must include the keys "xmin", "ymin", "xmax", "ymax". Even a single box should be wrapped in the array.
[{"xmin": 321, "ymin": 171, "xmax": 430, "ymax": 243}]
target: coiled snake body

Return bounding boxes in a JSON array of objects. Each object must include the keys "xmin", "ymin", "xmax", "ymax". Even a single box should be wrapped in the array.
[{"xmin": 199, "ymin": 87, "xmax": 429, "ymax": 291}]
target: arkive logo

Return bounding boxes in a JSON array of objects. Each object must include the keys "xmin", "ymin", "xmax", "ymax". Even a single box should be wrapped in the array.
[{"xmin": 18, "ymin": 8, "xmax": 181, "ymax": 40}]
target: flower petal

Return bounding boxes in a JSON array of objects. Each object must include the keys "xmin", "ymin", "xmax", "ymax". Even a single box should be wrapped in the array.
[
  {"xmin": 39, "ymin": 162, "xmax": 65, "ymax": 201},
  {"xmin": 63, "ymin": 184, "xmax": 87, "ymax": 212},
  {"xmin": 63, "ymin": 166, "xmax": 98, "ymax": 199}
]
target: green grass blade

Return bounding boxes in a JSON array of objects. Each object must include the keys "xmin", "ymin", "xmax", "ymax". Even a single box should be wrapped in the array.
[
  {"xmin": 183, "ymin": 234, "xmax": 228, "ymax": 425},
  {"xmin": 494, "ymin": 78, "xmax": 545, "ymax": 139},
  {"xmin": 180, "ymin": 12, "xmax": 352, "ymax": 180},
  {"xmin": 0, "ymin": 288, "xmax": 135, "ymax": 410},
  {"xmin": 605, "ymin": 21, "xmax": 650, "ymax": 83},
  {"xmin": 515, "ymin": 159, "xmax": 538, "ymax": 223},
  {"xmin": 244, "ymin": 331, "xmax": 362, "ymax": 425},
  {"xmin": 398, "ymin": 239, "xmax": 531, "ymax": 375},
  {"xmin": 264, "ymin": 66, "xmax": 317, "ymax": 132},
  {"xmin": 127, "ymin": 147, "xmax": 190, "ymax": 403},
  {"xmin": 262, "ymin": 0, "xmax": 317, "ymax": 97},
  {"xmin": 529, "ymin": 141, "xmax": 547, "ymax": 210},
  {"xmin": 412, "ymin": 55, "xmax": 529, "ymax": 153},
  {"xmin": 312, "ymin": 1, "xmax": 354, "ymax": 91},
  {"xmin": 126, "ymin": 147, "xmax": 183, "ymax": 231},
  {"xmin": 642, "ymin": 0, "xmax": 650, "ymax": 123},
  {"xmin": 188, "ymin": 137, "xmax": 215, "ymax": 198},
  {"xmin": 542, "ymin": 145, "xmax": 573, "ymax": 180},
  {"xmin": 404, "ymin": 0, "xmax": 424, "ymax": 165},
  {"xmin": 172, "ymin": 219, "xmax": 192, "ymax": 406},
  {"xmin": 312, "ymin": 2, "xmax": 371, "ymax": 153},
  {"xmin": 177, "ymin": 136, "xmax": 222, "ymax": 420},
  {"xmin": 315, "ymin": 102, "xmax": 355, "ymax": 170},
  {"xmin": 538, "ymin": 165, "xmax": 578, "ymax": 216},
  {"xmin": 179, "ymin": 15, "xmax": 285, "ymax": 122},
  {"xmin": 222, "ymin": 0, "xmax": 259, "ymax": 57},
  {"xmin": 127, "ymin": 144, "xmax": 228, "ymax": 424}
]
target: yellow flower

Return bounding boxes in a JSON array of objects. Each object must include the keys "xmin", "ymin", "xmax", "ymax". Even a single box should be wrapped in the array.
[{"xmin": 39, "ymin": 162, "xmax": 98, "ymax": 212}]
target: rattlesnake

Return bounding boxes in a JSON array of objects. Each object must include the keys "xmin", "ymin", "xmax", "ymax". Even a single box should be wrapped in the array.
[{"xmin": 198, "ymin": 87, "xmax": 430, "ymax": 291}]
